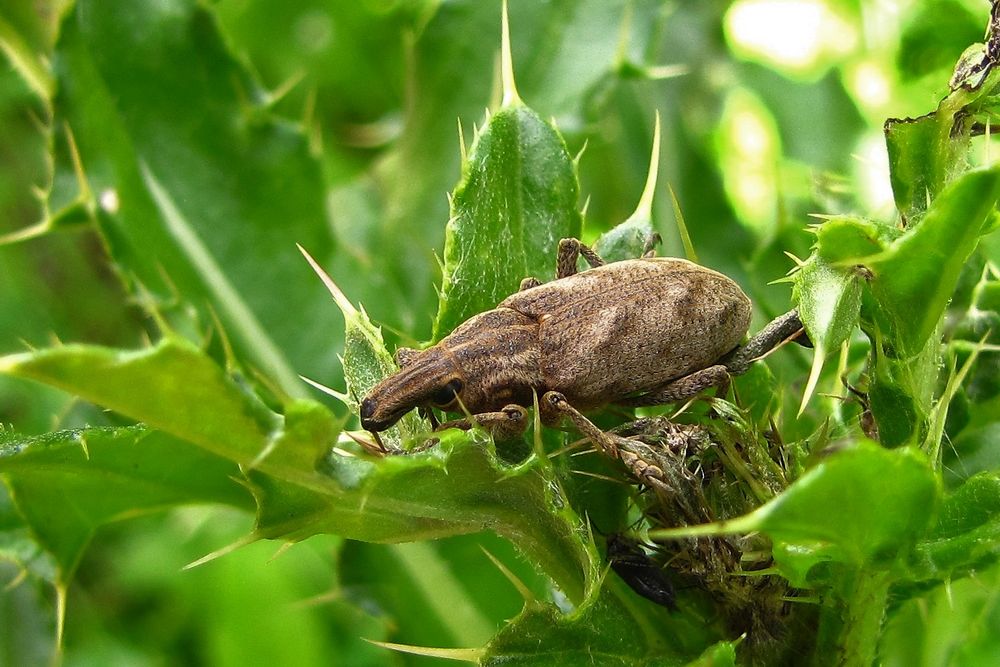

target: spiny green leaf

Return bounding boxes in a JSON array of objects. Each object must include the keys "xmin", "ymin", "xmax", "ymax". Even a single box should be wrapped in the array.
[
  {"xmin": 867, "ymin": 167, "xmax": 1000, "ymax": 357},
  {"xmin": 0, "ymin": 340, "xmax": 283, "ymax": 467},
  {"xmin": 792, "ymin": 255, "xmax": 863, "ymax": 412},
  {"xmin": 812, "ymin": 215, "xmax": 896, "ymax": 264},
  {"xmin": 298, "ymin": 245, "xmax": 422, "ymax": 449},
  {"xmin": 885, "ymin": 111, "xmax": 970, "ymax": 221},
  {"xmin": 248, "ymin": 428, "xmax": 595, "ymax": 604},
  {"xmin": 483, "ymin": 577, "xmax": 723, "ymax": 667},
  {"xmin": 651, "ymin": 443, "xmax": 940, "ymax": 587},
  {"xmin": 0, "ymin": 427, "xmax": 251, "ymax": 581},
  {"xmin": 49, "ymin": 0, "xmax": 338, "ymax": 396},
  {"xmin": 594, "ymin": 217, "xmax": 654, "ymax": 264},
  {"xmin": 594, "ymin": 112, "xmax": 660, "ymax": 263},
  {"xmin": 433, "ymin": 105, "xmax": 581, "ymax": 339},
  {"xmin": 0, "ymin": 342, "xmax": 593, "ymax": 602},
  {"xmin": 373, "ymin": 1, "xmax": 638, "ymax": 338},
  {"xmin": 763, "ymin": 445, "xmax": 939, "ymax": 584},
  {"xmin": 791, "ymin": 217, "xmax": 877, "ymax": 412},
  {"xmin": 909, "ymin": 472, "xmax": 1000, "ymax": 581}
]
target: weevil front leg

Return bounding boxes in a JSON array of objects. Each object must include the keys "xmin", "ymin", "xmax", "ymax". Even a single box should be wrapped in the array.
[
  {"xmin": 542, "ymin": 392, "xmax": 675, "ymax": 487},
  {"xmin": 542, "ymin": 391, "xmax": 621, "ymax": 458},
  {"xmin": 521, "ymin": 238, "xmax": 607, "ymax": 289},
  {"xmin": 557, "ymin": 238, "xmax": 606, "ymax": 278},
  {"xmin": 435, "ymin": 405, "xmax": 529, "ymax": 442},
  {"xmin": 641, "ymin": 232, "xmax": 662, "ymax": 258}
]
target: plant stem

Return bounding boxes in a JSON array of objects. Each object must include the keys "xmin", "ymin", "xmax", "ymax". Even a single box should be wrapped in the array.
[{"xmin": 817, "ymin": 570, "xmax": 892, "ymax": 667}]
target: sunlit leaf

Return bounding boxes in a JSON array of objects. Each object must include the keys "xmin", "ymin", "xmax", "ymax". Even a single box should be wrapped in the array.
[{"xmin": 867, "ymin": 167, "xmax": 1000, "ymax": 357}]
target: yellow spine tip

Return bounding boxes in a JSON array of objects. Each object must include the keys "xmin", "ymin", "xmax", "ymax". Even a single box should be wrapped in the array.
[
  {"xmin": 297, "ymin": 244, "xmax": 358, "ymax": 317},
  {"xmin": 500, "ymin": 0, "xmax": 522, "ymax": 107}
]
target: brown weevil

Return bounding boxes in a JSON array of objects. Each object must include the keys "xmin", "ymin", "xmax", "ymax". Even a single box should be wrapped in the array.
[{"xmin": 360, "ymin": 237, "xmax": 805, "ymax": 446}]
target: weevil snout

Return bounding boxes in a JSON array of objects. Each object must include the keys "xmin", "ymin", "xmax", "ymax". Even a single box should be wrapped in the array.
[
  {"xmin": 360, "ymin": 348, "xmax": 467, "ymax": 433},
  {"xmin": 359, "ymin": 386, "xmax": 419, "ymax": 432},
  {"xmin": 359, "ymin": 392, "xmax": 425, "ymax": 432},
  {"xmin": 359, "ymin": 397, "xmax": 389, "ymax": 432}
]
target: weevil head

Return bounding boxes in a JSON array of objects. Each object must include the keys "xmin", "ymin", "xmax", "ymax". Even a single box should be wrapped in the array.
[{"xmin": 359, "ymin": 346, "xmax": 466, "ymax": 432}]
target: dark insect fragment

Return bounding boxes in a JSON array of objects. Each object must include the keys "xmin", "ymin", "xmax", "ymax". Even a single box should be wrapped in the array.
[{"xmin": 606, "ymin": 533, "xmax": 676, "ymax": 611}]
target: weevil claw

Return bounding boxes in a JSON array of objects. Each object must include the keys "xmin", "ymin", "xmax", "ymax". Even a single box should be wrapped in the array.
[
  {"xmin": 502, "ymin": 404, "xmax": 527, "ymax": 421},
  {"xmin": 544, "ymin": 391, "xmax": 567, "ymax": 407}
]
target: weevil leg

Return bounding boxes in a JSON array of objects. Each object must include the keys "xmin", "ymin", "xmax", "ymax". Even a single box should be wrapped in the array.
[
  {"xmin": 617, "ymin": 364, "xmax": 731, "ymax": 408},
  {"xmin": 610, "ymin": 416, "xmax": 673, "ymax": 438},
  {"xmin": 616, "ymin": 443, "xmax": 671, "ymax": 490},
  {"xmin": 618, "ymin": 310, "xmax": 807, "ymax": 408},
  {"xmin": 722, "ymin": 309, "xmax": 809, "ymax": 375},
  {"xmin": 542, "ymin": 391, "xmax": 625, "ymax": 459},
  {"xmin": 482, "ymin": 405, "xmax": 530, "ymax": 441},
  {"xmin": 417, "ymin": 406, "xmax": 440, "ymax": 430},
  {"xmin": 519, "ymin": 277, "xmax": 542, "ymax": 291},
  {"xmin": 543, "ymin": 392, "xmax": 678, "ymax": 486},
  {"xmin": 641, "ymin": 232, "xmax": 662, "ymax": 258},
  {"xmin": 435, "ymin": 405, "xmax": 529, "ymax": 442},
  {"xmin": 557, "ymin": 238, "xmax": 606, "ymax": 278}
]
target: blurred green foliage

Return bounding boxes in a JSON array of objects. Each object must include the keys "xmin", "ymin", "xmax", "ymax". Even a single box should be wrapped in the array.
[{"xmin": 2, "ymin": 0, "xmax": 1000, "ymax": 665}]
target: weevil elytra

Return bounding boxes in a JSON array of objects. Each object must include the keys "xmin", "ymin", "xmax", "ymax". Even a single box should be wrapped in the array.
[{"xmin": 360, "ymin": 237, "xmax": 805, "ymax": 442}]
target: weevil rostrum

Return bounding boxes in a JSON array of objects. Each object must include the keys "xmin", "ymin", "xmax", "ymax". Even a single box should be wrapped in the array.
[{"xmin": 360, "ymin": 237, "xmax": 806, "ymax": 456}]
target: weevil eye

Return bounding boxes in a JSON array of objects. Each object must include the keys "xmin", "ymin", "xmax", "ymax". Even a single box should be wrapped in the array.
[{"xmin": 430, "ymin": 378, "xmax": 464, "ymax": 407}]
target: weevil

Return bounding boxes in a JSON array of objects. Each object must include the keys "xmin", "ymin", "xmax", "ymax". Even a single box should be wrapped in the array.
[{"xmin": 360, "ymin": 237, "xmax": 805, "ymax": 446}]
